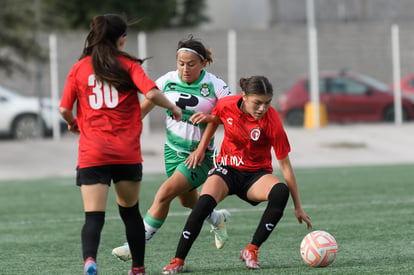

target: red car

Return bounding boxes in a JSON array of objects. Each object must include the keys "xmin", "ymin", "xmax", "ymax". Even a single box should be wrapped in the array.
[
  {"xmin": 277, "ymin": 70, "xmax": 414, "ymax": 126},
  {"xmin": 399, "ymin": 74, "xmax": 414, "ymax": 94}
]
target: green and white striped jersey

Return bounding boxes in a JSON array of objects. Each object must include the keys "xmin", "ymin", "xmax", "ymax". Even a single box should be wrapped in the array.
[{"xmin": 156, "ymin": 70, "xmax": 231, "ymax": 154}]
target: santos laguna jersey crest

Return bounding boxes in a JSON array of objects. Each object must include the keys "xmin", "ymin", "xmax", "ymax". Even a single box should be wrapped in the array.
[{"xmin": 156, "ymin": 70, "xmax": 230, "ymax": 153}]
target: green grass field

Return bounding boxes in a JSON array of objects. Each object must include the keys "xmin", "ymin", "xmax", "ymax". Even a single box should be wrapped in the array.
[{"xmin": 1, "ymin": 164, "xmax": 413, "ymax": 274}]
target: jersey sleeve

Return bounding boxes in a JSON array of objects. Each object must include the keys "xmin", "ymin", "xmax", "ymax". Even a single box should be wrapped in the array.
[
  {"xmin": 267, "ymin": 108, "xmax": 291, "ymax": 160},
  {"xmin": 60, "ymin": 67, "xmax": 78, "ymax": 110},
  {"xmin": 125, "ymin": 59, "xmax": 156, "ymax": 95},
  {"xmin": 155, "ymin": 73, "xmax": 167, "ymax": 92},
  {"xmin": 213, "ymin": 76, "xmax": 231, "ymax": 99},
  {"xmin": 211, "ymin": 96, "xmax": 224, "ymax": 117}
]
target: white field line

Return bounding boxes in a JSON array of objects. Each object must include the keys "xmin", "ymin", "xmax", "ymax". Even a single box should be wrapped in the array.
[{"xmin": 3, "ymin": 198, "xmax": 413, "ymax": 226}]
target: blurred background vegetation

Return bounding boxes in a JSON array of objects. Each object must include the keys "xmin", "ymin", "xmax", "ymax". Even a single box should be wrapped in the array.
[{"xmin": 0, "ymin": 0, "xmax": 208, "ymax": 75}]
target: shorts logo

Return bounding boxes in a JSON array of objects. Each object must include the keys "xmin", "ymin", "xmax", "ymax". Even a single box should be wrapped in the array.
[
  {"xmin": 208, "ymin": 168, "xmax": 216, "ymax": 175},
  {"xmin": 200, "ymin": 84, "xmax": 210, "ymax": 97},
  {"xmin": 215, "ymin": 165, "xmax": 228, "ymax": 175},
  {"xmin": 250, "ymin": 127, "xmax": 261, "ymax": 141},
  {"xmin": 190, "ymin": 171, "xmax": 198, "ymax": 181}
]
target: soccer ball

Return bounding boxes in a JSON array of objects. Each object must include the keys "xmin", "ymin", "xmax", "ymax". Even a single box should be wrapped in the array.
[{"xmin": 300, "ymin": 230, "xmax": 338, "ymax": 267}]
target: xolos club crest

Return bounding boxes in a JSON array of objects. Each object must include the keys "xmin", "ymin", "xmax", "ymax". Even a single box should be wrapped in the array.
[{"xmin": 250, "ymin": 127, "xmax": 261, "ymax": 141}]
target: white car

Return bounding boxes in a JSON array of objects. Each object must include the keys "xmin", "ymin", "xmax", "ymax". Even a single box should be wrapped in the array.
[{"xmin": 0, "ymin": 85, "xmax": 65, "ymax": 140}]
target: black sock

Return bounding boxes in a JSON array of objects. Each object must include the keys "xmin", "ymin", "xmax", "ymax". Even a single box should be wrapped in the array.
[
  {"xmin": 118, "ymin": 203, "xmax": 145, "ymax": 268},
  {"xmin": 175, "ymin": 194, "xmax": 217, "ymax": 260},
  {"xmin": 251, "ymin": 183, "xmax": 289, "ymax": 247},
  {"xmin": 81, "ymin": 211, "xmax": 105, "ymax": 261}
]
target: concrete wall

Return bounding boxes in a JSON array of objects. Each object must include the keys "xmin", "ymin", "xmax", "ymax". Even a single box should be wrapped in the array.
[
  {"xmin": 2, "ymin": 21, "xmax": 414, "ymax": 128},
  {"xmin": 201, "ymin": 0, "xmax": 414, "ymax": 29}
]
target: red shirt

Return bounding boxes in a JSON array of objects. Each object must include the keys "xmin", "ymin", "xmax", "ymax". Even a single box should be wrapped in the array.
[
  {"xmin": 60, "ymin": 56, "xmax": 156, "ymax": 168},
  {"xmin": 212, "ymin": 95, "xmax": 290, "ymax": 172}
]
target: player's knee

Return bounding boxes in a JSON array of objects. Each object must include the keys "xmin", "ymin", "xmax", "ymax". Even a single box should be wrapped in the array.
[
  {"xmin": 118, "ymin": 203, "xmax": 140, "ymax": 222},
  {"xmin": 268, "ymin": 182, "xmax": 289, "ymax": 210},
  {"xmin": 155, "ymin": 190, "xmax": 176, "ymax": 205},
  {"xmin": 179, "ymin": 199, "xmax": 195, "ymax": 208},
  {"xmin": 188, "ymin": 194, "xmax": 217, "ymax": 223},
  {"xmin": 178, "ymin": 189, "xmax": 198, "ymax": 208},
  {"xmin": 83, "ymin": 211, "xmax": 105, "ymax": 232}
]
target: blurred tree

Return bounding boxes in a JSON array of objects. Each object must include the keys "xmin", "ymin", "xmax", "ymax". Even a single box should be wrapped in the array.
[
  {"xmin": 177, "ymin": 0, "xmax": 209, "ymax": 27},
  {"xmin": 42, "ymin": 0, "xmax": 209, "ymax": 30},
  {"xmin": 0, "ymin": 0, "xmax": 208, "ymax": 75},
  {"xmin": 0, "ymin": 0, "xmax": 46, "ymax": 75}
]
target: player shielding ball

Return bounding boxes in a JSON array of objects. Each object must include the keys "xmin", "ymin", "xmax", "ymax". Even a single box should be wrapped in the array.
[{"xmin": 161, "ymin": 75, "xmax": 312, "ymax": 274}]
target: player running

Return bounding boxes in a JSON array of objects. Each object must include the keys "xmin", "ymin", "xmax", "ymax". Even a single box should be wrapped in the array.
[{"xmin": 112, "ymin": 36, "xmax": 231, "ymax": 262}]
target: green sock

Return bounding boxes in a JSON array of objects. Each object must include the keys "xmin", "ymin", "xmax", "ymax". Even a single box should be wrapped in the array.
[{"xmin": 143, "ymin": 212, "xmax": 164, "ymax": 241}]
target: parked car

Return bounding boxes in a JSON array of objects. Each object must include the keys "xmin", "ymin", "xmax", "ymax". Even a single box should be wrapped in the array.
[
  {"xmin": 277, "ymin": 70, "xmax": 414, "ymax": 126},
  {"xmin": 0, "ymin": 84, "xmax": 65, "ymax": 139},
  {"xmin": 398, "ymin": 73, "xmax": 414, "ymax": 94}
]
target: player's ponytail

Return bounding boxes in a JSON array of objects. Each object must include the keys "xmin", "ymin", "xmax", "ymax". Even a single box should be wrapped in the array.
[
  {"xmin": 79, "ymin": 14, "xmax": 147, "ymax": 93},
  {"xmin": 239, "ymin": 76, "xmax": 273, "ymax": 96}
]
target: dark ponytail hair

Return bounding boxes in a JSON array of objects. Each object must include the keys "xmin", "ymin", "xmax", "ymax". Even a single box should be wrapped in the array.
[
  {"xmin": 239, "ymin": 76, "xmax": 273, "ymax": 96},
  {"xmin": 177, "ymin": 35, "xmax": 214, "ymax": 65},
  {"xmin": 80, "ymin": 14, "xmax": 144, "ymax": 93}
]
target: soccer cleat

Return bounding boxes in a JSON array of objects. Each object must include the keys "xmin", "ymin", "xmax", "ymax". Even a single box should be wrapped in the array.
[
  {"xmin": 111, "ymin": 242, "xmax": 131, "ymax": 261},
  {"xmin": 210, "ymin": 209, "xmax": 231, "ymax": 249},
  {"xmin": 128, "ymin": 266, "xmax": 146, "ymax": 275},
  {"xmin": 161, "ymin": 257, "xmax": 185, "ymax": 274},
  {"xmin": 84, "ymin": 257, "xmax": 97, "ymax": 275},
  {"xmin": 240, "ymin": 245, "xmax": 261, "ymax": 269}
]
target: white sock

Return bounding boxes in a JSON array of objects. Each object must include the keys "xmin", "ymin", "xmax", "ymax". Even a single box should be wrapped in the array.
[
  {"xmin": 144, "ymin": 220, "xmax": 159, "ymax": 242},
  {"xmin": 206, "ymin": 209, "xmax": 221, "ymax": 226}
]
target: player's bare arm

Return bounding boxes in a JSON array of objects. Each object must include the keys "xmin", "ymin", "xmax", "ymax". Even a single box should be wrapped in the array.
[
  {"xmin": 185, "ymin": 118, "xmax": 221, "ymax": 169},
  {"xmin": 189, "ymin": 112, "xmax": 214, "ymax": 125},
  {"xmin": 59, "ymin": 107, "xmax": 80, "ymax": 134},
  {"xmin": 278, "ymin": 156, "xmax": 312, "ymax": 229},
  {"xmin": 145, "ymin": 88, "xmax": 182, "ymax": 122},
  {"xmin": 140, "ymin": 98, "xmax": 156, "ymax": 119}
]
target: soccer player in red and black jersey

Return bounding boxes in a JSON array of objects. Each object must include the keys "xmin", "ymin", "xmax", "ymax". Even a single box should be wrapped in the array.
[
  {"xmin": 59, "ymin": 14, "xmax": 181, "ymax": 275},
  {"xmin": 162, "ymin": 76, "xmax": 312, "ymax": 274}
]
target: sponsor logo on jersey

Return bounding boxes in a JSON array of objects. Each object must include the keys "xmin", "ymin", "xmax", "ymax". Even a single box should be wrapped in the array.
[
  {"xmin": 250, "ymin": 127, "xmax": 261, "ymax": 141},
  {"xmin": 226, "ymin": 117, "xmax": 233, "ymax": 125},
  {"xmin": 200, "ymin": 84, "xmax": 210, "ymax": 96},
  {"xmin": 222, "ymin": 85, "xmax": 231, "ymax": 94},
  {"xmin": 167, "ymin": 82, "xmax": 176, "ymax": 90}
]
